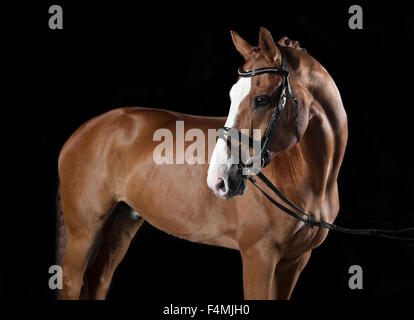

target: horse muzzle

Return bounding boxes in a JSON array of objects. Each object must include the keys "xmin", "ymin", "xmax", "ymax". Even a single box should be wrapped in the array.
[{"xmin": 208, "ymin": 164, "xmax": 247, "ymax": 200}]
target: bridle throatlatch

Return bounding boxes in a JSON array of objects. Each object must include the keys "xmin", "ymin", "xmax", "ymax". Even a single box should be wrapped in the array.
[{"xmin": 218, "ymin": 43, "xmax": 414, "ymax": 241}]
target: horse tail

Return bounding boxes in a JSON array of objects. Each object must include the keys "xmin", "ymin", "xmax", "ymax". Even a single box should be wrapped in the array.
[{"xmin": 56, "ymin": 180, "xmax": 67, "ymax": 267}]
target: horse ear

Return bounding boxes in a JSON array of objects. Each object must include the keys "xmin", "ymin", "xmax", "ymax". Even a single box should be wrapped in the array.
[
  {"xmin": 258, "ymin": 27, "xmax": 281, "ymax": 63},
  {"xmin": 230, "ymin": 30, "xmax": 253, "ymax": 60}
]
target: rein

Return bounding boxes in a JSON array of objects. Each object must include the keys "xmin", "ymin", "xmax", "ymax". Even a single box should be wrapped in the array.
[
  {"xmin": 219, "ymin": 44, "xmax": 414, "ymax": 241},
  {"xmin": 248, "ymin": 173, "xmax": 414, "ymax": 241}
]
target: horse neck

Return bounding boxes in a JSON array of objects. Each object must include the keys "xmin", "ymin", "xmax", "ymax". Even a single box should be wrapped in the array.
[
  {"xmin": 268, "ymin": 54, "xmax": 339, "ymax": 202},
  {"xmin": 267, "ymin": 126, "xmax": 333, "ymax": 210}
]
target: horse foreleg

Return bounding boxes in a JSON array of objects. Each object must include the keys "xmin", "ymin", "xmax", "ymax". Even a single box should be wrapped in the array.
[
  {"xmin": 240, "ymin": 240, "xmax": 280, "ymax": 300},
  {"xmin": 275, "ymin": 251, "xmax": 311, "ymax": 300},
  {"xmin": 86, "ymin": 207, "xmax": 145, "ymax": 300}
]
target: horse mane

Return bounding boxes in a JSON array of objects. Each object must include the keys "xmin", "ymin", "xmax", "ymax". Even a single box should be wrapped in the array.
[{"xmin": 278, "ymin": 36, "xmax": 307, "ymax": 53}]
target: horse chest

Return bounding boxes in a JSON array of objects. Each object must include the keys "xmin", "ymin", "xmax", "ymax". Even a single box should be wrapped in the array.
[{"xmin": 284, "ymin": 222, "xmax": 330, "ymax": 259}]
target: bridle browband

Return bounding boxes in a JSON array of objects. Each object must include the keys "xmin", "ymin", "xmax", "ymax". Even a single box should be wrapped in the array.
[{"xmin": 217, "ymin": 44, "xmax": 414, "ymax": 241}]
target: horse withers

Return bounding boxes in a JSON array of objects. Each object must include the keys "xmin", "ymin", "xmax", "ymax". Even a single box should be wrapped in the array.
[{"xmin": 57, "ymin": 27, "xmax": 347, "ymax": 300}]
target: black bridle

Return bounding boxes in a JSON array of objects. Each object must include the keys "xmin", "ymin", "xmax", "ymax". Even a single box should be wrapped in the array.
[
  {"xmin": 218, "ymin": 44, "xmax": 414, "ymax": 241},
  {"xmin": 218, "ymin": 43, "xmax": 300, "ymax": 173}
]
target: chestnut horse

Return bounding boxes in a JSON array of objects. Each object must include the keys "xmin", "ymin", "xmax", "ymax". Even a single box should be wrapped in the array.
[{"xmin": 57, "ymin": 27, "xmax": 347, "ymax": 300}]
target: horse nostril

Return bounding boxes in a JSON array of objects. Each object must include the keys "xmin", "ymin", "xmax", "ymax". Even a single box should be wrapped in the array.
[{"xmin": 215, "ymin": 177, "xmax": 227, "ymax": 194}]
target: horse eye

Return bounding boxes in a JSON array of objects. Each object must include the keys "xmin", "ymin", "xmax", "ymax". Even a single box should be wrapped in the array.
[{"xmin": 254, "ymin": 95, "xmax": 270, "ymax": 107}]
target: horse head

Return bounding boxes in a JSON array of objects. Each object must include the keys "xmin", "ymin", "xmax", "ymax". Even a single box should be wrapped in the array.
[{"xmin": 207, "ymin": 27, "xmax": 310, "ymax": 199}]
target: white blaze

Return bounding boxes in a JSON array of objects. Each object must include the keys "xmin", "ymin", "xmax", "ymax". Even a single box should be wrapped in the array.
[{"xmin": 207, "ymin": 77, "xmax": 251, "ymax": 194}]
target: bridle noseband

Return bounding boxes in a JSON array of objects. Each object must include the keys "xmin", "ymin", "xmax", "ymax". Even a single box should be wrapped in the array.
[{"xmin": 218, "ymin": 43, "xmax": 301, "ymax": 174}]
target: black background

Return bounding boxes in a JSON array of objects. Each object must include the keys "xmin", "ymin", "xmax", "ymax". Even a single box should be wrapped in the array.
[{"xmin": 6, "ymin": 0, "xmax": 414, "ymax": 306}]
